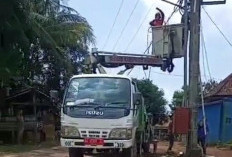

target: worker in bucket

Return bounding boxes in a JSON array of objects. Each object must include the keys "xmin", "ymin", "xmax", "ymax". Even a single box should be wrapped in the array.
[
  {"xmin": 149, "ymin": 8, "xmax": 165, "ymax": 27},
  {"xmin": 197, "ymin": 119, "xmax": 209, "ymax": 155}
]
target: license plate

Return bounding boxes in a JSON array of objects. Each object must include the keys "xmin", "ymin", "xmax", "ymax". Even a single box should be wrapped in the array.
[{"xmin": 84, "ymin": 138, "xmax": 104, "ymax": 146}]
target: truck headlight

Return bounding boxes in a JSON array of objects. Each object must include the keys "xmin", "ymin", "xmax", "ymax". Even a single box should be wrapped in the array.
[
  {"xmin": 61, "ymin": 126, "xmax": 80, "ymax": 138},
  {"xmin": 109, "ymin": 128, "xmax": 132, "ymax": 139}
]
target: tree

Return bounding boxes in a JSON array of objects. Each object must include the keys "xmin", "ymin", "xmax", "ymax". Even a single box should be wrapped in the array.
[
  {"xmin": 0, "ymin": 0, "xmax": 95, "ymax": 94},
  {"xmin": 135, "ymin": 79, "xmax": 167, "ymax": 124},
  {"xmin": 170, "ymin": 79, "xmax": 218, "ymax": 109},
  {"xmin": 202, "ymin": 79, "xmax": 218, "ymax": 94},
  {"xmin": 172, "ymin": 90, "xmax": 184, "ymax": 108},
  {"xmin": 0, "ymin": 0, "xmax": 32, "ymax": 82}
]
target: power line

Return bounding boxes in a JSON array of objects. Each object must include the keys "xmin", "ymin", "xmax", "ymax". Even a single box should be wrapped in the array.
[
  {"xmin": 124, "ymin": 3, "xmax": 156, "ymax": 52},
  {"xmin": 148, "ymin": 67, "xmax": 152, "ymax": 80},
  {"xmin": 202, "ymin": 6, "xmax": 232, "ymax": 48},
  {"xmin": 143, "ymin": 69, "xmax": 147, "ymax": 79},
  {"xmin": 112, "ymin": 0, "xmax": 140, "ymax": 51},
  {"xmin": 151, "ymin": 70, "xmax": 217, "ymax": 80},
  {"xmin": 201, "ymin": 30, "xmax": 208, "ymax": 82},
  {"xmin": 127, "ymin": 68, "xmax": 134, "ymax": 76},
  {"xmin": 102, "ymin": 0, "xmax": 124, "ymax": 50},
  {"xmin": 200, "ymin": 22, "xmax": 212, "ymax": 80},
  {"xmin": 152, "ymin": 70, "xmax": 183, "ymax": 77},
  {"xmin": 166, "ymin": 0, "xmax": 183, "ymax": 24},
  {"xmin": 143, "ymin": 42, "xmax": 152, "ymax": 54}
]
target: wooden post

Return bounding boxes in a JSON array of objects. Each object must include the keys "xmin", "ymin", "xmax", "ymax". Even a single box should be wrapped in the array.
[
  {"xmin": 12, "ymin": 130, "xmax": 15, "ymax": 144},
  {"xmin": 32, "ymin": 89, "xmax": 37, "ymax": 143}
]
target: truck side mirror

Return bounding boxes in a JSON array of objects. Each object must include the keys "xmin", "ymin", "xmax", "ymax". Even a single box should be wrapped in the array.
[{"xmin": 133, "ymin": 92, "xmax": 142, "ymax": 106}]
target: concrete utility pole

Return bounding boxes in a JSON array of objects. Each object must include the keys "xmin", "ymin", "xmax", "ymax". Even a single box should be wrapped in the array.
[
  {"xmin": 187, "ymin": 0, "xmax": 202, "ymax": 156},
  {"xmin": 187, "ymin": 0, "xmax": 226, "ymax": 156}
]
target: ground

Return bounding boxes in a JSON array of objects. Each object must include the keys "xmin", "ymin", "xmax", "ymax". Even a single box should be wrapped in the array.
[{"xmin": 0, "ymin": 141, "xmax": 232, "ymax": 157}]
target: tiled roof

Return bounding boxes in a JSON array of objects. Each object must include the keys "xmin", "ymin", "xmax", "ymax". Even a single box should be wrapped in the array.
[{"xmin": 205, "ymin": 73, "xmax": 232, "ymax": 98}]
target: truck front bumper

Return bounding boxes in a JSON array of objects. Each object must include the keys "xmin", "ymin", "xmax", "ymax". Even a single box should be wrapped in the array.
[{"xmin": 60, "ymin": 138, "xmax": 133, "ymax": 149}]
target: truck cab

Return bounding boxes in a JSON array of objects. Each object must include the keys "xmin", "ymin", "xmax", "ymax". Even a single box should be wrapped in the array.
[{"xmin": 60, "ymin": 74, "xmax": 145, "ymax": 157}]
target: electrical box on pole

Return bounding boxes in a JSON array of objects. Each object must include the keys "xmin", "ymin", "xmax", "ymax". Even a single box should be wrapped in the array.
[{"xmin": 152, "ymin": 24, "xmax": 184, "ymax": 59}]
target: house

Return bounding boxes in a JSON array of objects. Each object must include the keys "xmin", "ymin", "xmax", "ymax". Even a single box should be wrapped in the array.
[
  {"xmin": 0, "ymin": 87, "xmax": 57, "ymax": 144},
  {"xmin": 198, "ymin": 74, "xmax": 232, "ymax": 144}
]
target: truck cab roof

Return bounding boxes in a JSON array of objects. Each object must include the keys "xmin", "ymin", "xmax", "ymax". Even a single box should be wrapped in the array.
[{"xmin": 71, "ymin": 74, "xmax": 132, "ymax": 81}]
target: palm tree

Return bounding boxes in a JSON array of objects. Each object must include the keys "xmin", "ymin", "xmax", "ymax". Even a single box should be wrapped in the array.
[{"xmin": 0, "ymin": 0, "xmax": 95, "ymax": 88}]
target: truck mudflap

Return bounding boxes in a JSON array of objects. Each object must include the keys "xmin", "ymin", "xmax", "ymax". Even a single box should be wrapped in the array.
[{"xmin": 61, "ymin": 138, "xmax": 133, "ymax": 149}]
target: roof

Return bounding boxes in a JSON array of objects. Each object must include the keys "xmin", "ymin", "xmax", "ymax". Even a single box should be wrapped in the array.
[
  {"xmin": 6, "ymin": 88, "xmax": 50, "ymax": 101},
  {"xmin": 154, "ymin": 122, "xmax": 169, "ymax": 129},
  {"xmin": 205, "ymin": 73, "xmax": 232, "ymax": 98},
  {"xmin": 71, "ymin": 74, "xmax": 132, "ymax": 80}
]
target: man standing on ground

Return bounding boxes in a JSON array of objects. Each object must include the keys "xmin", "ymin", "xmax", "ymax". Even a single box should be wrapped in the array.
[
  {"xmin": 17, "ymin": 110, "xmax": 24, "ymax": 144},
  {"xmin": 198, "ymin": 119, "xmax": 209, "ymax": 155},
  {"xmin": 167, "ymin": 115, "xmax": 174, "ymax": 152}
]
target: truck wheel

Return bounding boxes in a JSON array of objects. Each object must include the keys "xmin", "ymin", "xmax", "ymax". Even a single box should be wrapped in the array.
[
  {"xmin": 69, "ymin": 148, "xmax": 83, "ymax": 157},
  {"xmin": 122, "ymin": 141, "xmax": 137, "ymax": 157}
]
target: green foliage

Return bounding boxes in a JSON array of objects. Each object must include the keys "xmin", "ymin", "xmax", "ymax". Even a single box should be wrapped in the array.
[
  {"xmin": 171, "ymin": 79, "xmax": 219, "ymax": 109},
  {"xmin": 135, "ymin": 79, "xmax": 167, "ymax": 124},
  {"xmin": 0, "ymin": 140, "xmax": 56, "ymax": 154},
  {"xmin": 0, "ymin": 0, "xmax": 95, "ymax": 93},
  {"xmin": 172, "ymin": 90, "xmax": 184, "ymax": 108},
  {"xmin": 203, "ymin": 79, "xmax": 218, "ymax": 94}
]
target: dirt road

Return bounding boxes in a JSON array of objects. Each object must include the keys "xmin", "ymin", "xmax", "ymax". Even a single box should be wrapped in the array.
[
  {"xmin": 156, "ymin": 141, "xmax": 232, "ymax": 157},
  {"xmin": 1, "ymin": 141, "xmax": 232, "ymax": 157},
  {"xmin": 0, "ymin": 146, "xmax": 68, "ymax": 157}
]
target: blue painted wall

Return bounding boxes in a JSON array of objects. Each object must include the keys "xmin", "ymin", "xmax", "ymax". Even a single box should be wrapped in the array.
[
  {"xmin": 221, "ymin": 99, "xmax": 232, "ymax": 143},
  {"xmin": 198, "ymin": 101, "xmax": 222, "ymax": 144}
]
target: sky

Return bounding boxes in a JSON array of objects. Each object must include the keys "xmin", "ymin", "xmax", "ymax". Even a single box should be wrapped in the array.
[{"xmin": 67, "ymin": 0, "xmax": 232, "ymax": 103}]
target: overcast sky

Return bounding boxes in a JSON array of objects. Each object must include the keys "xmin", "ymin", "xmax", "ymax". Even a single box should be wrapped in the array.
[{"xmin": 68, "ymin": 0, "xmax": 232, "ymax": 103}]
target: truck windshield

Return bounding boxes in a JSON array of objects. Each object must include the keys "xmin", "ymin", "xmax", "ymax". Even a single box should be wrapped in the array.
[{"xmin": 64, "ymin": 77, "xmax": 131, "ymax": 108}]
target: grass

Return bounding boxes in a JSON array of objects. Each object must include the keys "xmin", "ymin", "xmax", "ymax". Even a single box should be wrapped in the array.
[
  {"xmin": 0, "ymin": 140, "xmax": 58, "ymax": 154},
  {"xmin": 0, "ymin": 145, "xmax": 36, "ymax": 153}
]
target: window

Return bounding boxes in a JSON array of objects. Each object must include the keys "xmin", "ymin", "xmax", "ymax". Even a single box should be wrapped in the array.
[
  {"xmin": 225, "ymin": 117, "xmax": 232, "ymax": 124},
  {"xmin": 65, "ymin": 77, "xmax": 131, "ymax": 107}
]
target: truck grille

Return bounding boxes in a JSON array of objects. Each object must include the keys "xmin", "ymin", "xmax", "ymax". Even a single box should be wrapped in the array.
[{"xmin": 79, "ymin": 129, "xmax": 109, "ymax": 139}]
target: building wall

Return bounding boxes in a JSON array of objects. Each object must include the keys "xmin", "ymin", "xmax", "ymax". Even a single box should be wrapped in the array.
[
  {"xmin": 221, "ymin": 99, "xmax": 232, "ymax": 143},
  {"xmin": 198, "ymin": 101, "xmax": 222, "ymax": 144}
]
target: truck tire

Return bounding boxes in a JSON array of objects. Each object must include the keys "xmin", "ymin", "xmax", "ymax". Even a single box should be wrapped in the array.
[
  {"xmin": 122, "ymin": 140, "xmax": 137, "ymax": 157},
  {"xmin": 69, "ymin": 148, "xmax": 83, "ymax": 157}
]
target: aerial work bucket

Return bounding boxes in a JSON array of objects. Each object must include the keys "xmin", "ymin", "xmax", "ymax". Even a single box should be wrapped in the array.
[{"xmin": 152, "ymin": 24, "xmax": 184, "ymax": 59}]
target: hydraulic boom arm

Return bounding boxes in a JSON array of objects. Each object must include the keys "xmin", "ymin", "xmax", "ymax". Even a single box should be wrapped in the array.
[{"xmin": 83, "ymin": 51, "xmax": 170, "ymax": 74}]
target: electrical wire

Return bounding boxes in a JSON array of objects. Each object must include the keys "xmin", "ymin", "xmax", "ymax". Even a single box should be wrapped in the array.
[
  {"xmin": 124, "ymin": 3, "xmax": 156, "ymax": 52},
  {"xmin": 148, "ymin": 67, "xmax": 151, "ymax": 80},
  {"xmin": 200, "ymin": 22, "xmax": 212, "ymax": 80},
  {"xmin": 152, "ymin": 70, "xmax": 183, "ymax": 77},
  {"xmin": 200, "ymin": 21, "xmax": 208, "ymax": 82},
  {"xmin": 201, "ymin": 33, "xmax": 208, "ymax": 82},
  {"xmin": 143, "ymin": 69, "xmax": 147, "ymax": 79},
  {"xmin": 127, "ymin": 68, "xmax": 134, "ymax": 76},
  {"xmin": 199, "ymin": 70, "xmax": 207, "ymax": 135},
  {"xmin": 143, "ymin": 42, "xmax": 152, "ymax": 54},
  {"xmin": 102, "ymin": 0, "xmax": 124, "ymax": 50},
  {"xmin": 166, "ymin": 0, "xmax": 182, "ymax": 24},
  {"xmin": 151, "ymin": 70, "xmax": 217, "ymax": 80},
  {"xmin": 112, "ymin": 0, "xmax": 140, "ymax": 51},
  {"xmin": 202, "ymin": 6, "xmax": 232, "ymax": 48}
]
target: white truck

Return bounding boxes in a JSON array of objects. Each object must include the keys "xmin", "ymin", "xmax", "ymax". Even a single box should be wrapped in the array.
[{"xmin": 60, "ymin": 74, "xmax": 152, "ymax": 157}]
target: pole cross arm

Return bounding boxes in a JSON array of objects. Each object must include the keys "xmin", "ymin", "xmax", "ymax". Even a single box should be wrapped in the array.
[
  {"xmin": 201, "ymin": 0, "xmax": 226, "ymax": 5},
  {"xmin": 161, "ymin": 0, "xmax": 184, "ymax": 9}
]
